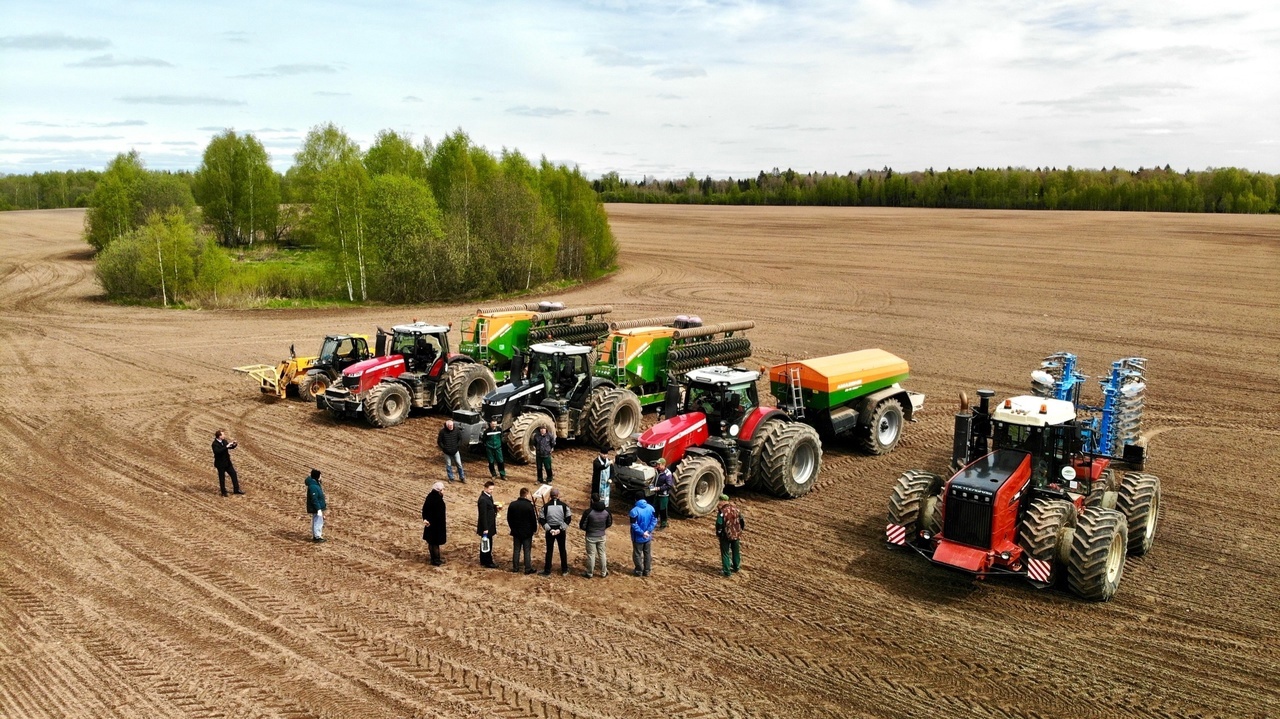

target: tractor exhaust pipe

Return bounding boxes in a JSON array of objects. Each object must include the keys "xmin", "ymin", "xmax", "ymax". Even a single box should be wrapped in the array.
[
  {"xmin": 671, "ymin": 321, "xmax": 755, "ymax": 340},
  {"xmin": 609, "ymin": 316, "xmax": 681, "ymax": 331},
  {"xmin": 969, "ymin": 389, "xmax": 995, "ymax": 459},
  {"xmin": 476, "ymin": 302, "xmax": 543, "ymax": 314},
  {"xmin": 952, "ymin": 391, "xmax": 973, "ymax": 473},
  {"xmin": 531, "ymin": 305, "xmax": 613, "ymax": 322}
]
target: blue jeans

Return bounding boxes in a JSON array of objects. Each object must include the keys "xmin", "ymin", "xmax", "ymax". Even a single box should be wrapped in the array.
[{"xmin": 444, "ymin": 451, "xmax": 465, "ymax": 481}]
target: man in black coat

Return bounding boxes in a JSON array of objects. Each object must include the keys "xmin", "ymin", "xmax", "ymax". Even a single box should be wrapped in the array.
[
  {"xmin": 506, "ymin": 487, "xmax": 539, "ymax": 574},
  {"xmin": 422, "ymin": 482, "xmax": 447, "ymax": 566},
  {"xmin": 476, "ymin": 481, "xmax": 500, "ymax": 568},
  {"xmin": 211, "ymin": 430, "xmax": 243, "ymax": 496}
]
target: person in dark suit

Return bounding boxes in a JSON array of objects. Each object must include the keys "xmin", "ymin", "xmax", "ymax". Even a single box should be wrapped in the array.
[
  {"xmin": 476, "ymin": 482, "xmax": 500, "ymax": 568},
  {"xmin": 422, "ymin": 482, "xmax": 447, "ymax": 566},
  {"xmin": 506, "ymin": 487, "xmax": 539, "ymax": 574},
  {"xmin": 212, "ymin": 430, "xmax": 243, "ymax": 496}
]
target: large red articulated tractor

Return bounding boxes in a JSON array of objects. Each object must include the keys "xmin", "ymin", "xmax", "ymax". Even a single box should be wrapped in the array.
[{"xmin": 886, "ymin": 353, "xmax": 1159, "ymax": 601}]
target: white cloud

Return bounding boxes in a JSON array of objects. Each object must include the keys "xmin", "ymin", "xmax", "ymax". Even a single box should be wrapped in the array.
[{"xmin": 68, "ymin": 54, "xmax": 173, "ymax": 68}]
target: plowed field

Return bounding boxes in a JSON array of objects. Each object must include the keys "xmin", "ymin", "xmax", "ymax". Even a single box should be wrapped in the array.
[{"xmin": 1, "ymin": 206, "xmax": 1277, "ymax": 718}]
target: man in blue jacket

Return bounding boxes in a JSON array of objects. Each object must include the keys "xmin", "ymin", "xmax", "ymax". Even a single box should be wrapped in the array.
[
  {"xmin": 305, "ymin": 469, "xmax": 327, "ymax": 542},
  {"xmin": 629, "ymin": 498, "xmax": 657, "ymax": 576}
]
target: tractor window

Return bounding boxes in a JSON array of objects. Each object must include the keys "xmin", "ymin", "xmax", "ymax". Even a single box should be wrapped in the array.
[
  {"xmin": 994, "ymin": 422, "xmax": 1042, "ymax": 454},
  {"xmin": 319, "ymin": 338, "xmax": 339, "ymax": 361},
  {"xmin": 686, "ymin": 385, "xmax": 719, "ymax": 416},
  {"xmin": 391, "ymin": 332, "xmax": 417, "ymax": 356},
  {"xmin": 336, "ymin": 338, "xmax": 355, "ymax": 358}
]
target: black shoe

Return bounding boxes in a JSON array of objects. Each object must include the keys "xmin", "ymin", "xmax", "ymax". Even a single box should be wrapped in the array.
[
  {"xmin": 732, "ymin": 567, "xmax": 740, "ymax": 573},
  {"xmin": 459, "ymin": 478, "xmax": 466, "ymax": 483},
  {"xmin": 430, "ymin": 561, "xmax": 442, "ymax": 566},
  {"xmin": 538, "ymin": 570, "xmax": 551, "ymax": 576},
  {"xmin": 233, "ymin": 490, "xmax": 245, "ymax": 495},
  {"xmin": 722, "ymin": 571, "xmax": 731, "ymax": 577},
  {"xmin": 314, "ymin": 537, "xmax": 327, "ymax": 543},
  {"xmin": 524, "ymin": 568, "xmax": 536, "ymax": 574},
  {"xmin": 220, "ymin": 491, "xmax": 228, "ymax": 497},
  {"xmin": 633, "ymin": 569, "xmax": 642, "ymax": 577},
  {"xmin": 642, "ymin": 571, "xmax": 651, "ymax": 577},
  {"xmin": 582, "ymin": 572, "xmax": 593, "ymax": 578},
  {"xmin": 561, "ymin": 568, "xmax": 570, "ymax": 575}
]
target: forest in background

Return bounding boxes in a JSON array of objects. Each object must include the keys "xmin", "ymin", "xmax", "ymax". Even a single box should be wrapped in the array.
[{"xmin": 67, "ymin": 125, "xmax": 616, "ymax": 307}]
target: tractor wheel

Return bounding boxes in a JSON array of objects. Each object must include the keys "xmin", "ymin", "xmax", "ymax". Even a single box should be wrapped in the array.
[
  {"xmin": 297, "ymin": 371, "xmax": 331, "ymax": 403},
  {"xmin": 364, "ymin": 382, "xmax": 412, "ymax": 428},
  {"xmin": 442, "ymin": 362, "xmax": 497, "ymax": 413},
  {"xmin": 672, "ymin": 456, "xmax": 726, "ymax": 518},
  {"xmin": 757, "ymin": 422, "xmax": 823, "ymax": 498},
  {"xmin": 1066, "ymin": 508, "xmax": 1129, "ymax": 601},
  {"xmin": 746, "ymin": 419, "xmax": 788, "ymax": 489},
  {"xmin": 1018, "ymin": 498, "xmax": 1078, "ymax": 585},
  {"xmin": 506, "ymin": 412, "xmax": 554, "ymax": 465},
  {"xmin": 859, "ymin": 398, "xmax": 905, "ymax": 456},
  {"xmin": 584, "ymin": 387, "xmax": 642, "ymax": 449},
  {"xmin": 886, "ymin": 470, "xmax": 944, "ymax": 544},
  {"xmin": 1086, "ymin": 469, "xmax": 1119, "ymax": 508},
  {"xmin": 1117, "ymin": 472, "xmax": 1160, "ymax": 556}
]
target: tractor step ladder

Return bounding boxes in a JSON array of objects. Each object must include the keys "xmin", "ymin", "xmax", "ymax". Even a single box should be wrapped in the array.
[
  {"xmin": 614, "ymin": 339, "xmax": 627, "ymax": 383},
  {"xmin": 477, "ymin": 320, "xmax": 489, "ymax": 361},
  {"xmin": 788, "ymin": 365, "xmax": 805, "ymax": 418}
]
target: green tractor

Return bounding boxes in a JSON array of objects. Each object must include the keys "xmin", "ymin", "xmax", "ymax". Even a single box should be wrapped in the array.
[{"xmin": 457, "ymin": 301, "xmax": 613, "ymax": 382}]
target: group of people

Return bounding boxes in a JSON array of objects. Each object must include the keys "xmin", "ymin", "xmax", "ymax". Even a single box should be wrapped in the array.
[{"xmin": 212, "ymin": 428, "xmax": 748, "ymax": 578}]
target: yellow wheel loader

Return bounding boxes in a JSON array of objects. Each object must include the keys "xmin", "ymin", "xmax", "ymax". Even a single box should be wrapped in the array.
[{"xmin": 235, "ymin": 334, "xmax": 371, "ymax": 401}]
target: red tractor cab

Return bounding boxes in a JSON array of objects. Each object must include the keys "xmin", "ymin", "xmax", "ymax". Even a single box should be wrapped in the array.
[
  {"xmin": 318, "ymin": 322, "xmax": 495, "ymax": 428},
  {"xmin": 615, "ymin": 365, "xmax": 822, "ymax": 517}
]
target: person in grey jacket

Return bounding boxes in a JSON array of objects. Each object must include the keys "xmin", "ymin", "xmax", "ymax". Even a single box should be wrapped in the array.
[
  {"xmin": 533, "ymin": 425, "xmax": 556, "ymax": 484},
  {"xmin": 577, "ymin": 499, "xmax": 612, "ymax": 578},
  {"xmin": 538, "ymin": 488, "xmax": 572, "ymax": 575}
]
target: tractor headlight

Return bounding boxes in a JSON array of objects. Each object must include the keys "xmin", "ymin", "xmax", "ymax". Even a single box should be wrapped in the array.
[
  {"xmin": 729, "ymin": 424, "xmax": 740, "ymax": 437},
  {"xmin": 922, "ymin": 531, "xmax": 932, "ymax": 540},
  {"xmin": 999, "ymin": 551, "xmax": 1011, "ymax": 561}
]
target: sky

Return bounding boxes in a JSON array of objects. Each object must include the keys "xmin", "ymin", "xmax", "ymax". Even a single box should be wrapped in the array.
[{"xmin": 2, "ymin": 0, "xmax": 1279, "ymax": 177}]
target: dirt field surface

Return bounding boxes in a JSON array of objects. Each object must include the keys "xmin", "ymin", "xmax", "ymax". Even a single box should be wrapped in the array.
[{"xmin": 1, "ymin": 205, "xmax": 1277, "ymax": 718}]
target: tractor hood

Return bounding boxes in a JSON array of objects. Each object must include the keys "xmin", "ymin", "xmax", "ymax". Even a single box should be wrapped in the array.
[
  {"xmin": 635, "ymin": 412, "xmax": 710, "ymax": 467},
  {"xmin": 344, "ymin": 355, "xmax": 403, "ymax": 377},
  {"xmin": 481, "ymin": 378, "xmax": 546, "ymax": 422}
]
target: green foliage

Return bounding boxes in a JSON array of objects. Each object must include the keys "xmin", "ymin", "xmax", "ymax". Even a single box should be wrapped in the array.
[
  {"xmin": 95, "ymin": 210, "xmax": 208, "ymax": 305},
  {"xmin": 363, "ymin": 174, "xmax": 448, "ymax": 302},
  {"xmin": 0, "ymin": 169, "xmax": 101, "ymax": 210},
  {"xmin": 295, "ymin": 123, "xmax": 371, "ymax": 301},
  {"xmin": 83, "ymin": 151, "xmax": 195, "ymax": 251},
  {"xmin": 364, "ymin": 130, "xmax": 429, "ymax": 179},
  {"xmin": 193, "ymin": 130, "xmax": 282, "ymax": 246},
  {"xmin": 595, "ymin": 166, "xmax": 1280, "ymax": 213}
]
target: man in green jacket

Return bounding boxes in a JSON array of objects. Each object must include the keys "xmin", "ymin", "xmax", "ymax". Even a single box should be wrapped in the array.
[
  {"xmin": 305, "ymin": 469, "xmax": 327, "ymax": 543},
  {"xmin": 483, "ymin": 420, "xmax": 506, "ymax": 479}
]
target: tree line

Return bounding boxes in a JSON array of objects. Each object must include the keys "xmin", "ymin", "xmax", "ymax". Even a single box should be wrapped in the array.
[
  {"xmin": 594, "ymin": 166, "xmax": 1280, "ymax": 213},
  {"xmin": 82, "ymin": 125, "xmax": 617, "ymax": 307}
]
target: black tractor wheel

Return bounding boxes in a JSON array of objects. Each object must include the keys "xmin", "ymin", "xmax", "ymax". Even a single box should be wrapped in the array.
[
  {"xmin": 757, "ymin": 422, "xmax": 823, "ymax": 498},
  {"xmin": 745, "ymin": 419, "xmax": 787, "ymax": 489},
  {"xmin": 1086, "ymin": 468, "xmax": 1119, "ymax": 508},
  {"xmin": 886, "ymin": 470, "xmax": 944, "ymax": 545},
  {"xmin": 672, "ymin": 456, "xmax": 726, "ymax": 518},
  {"xmin": 442, "ymin": 362, "xmax": 497, "ymax": 413},
  {"xmin": 859, "ymin": 398, "xmax": 905, "ymax": 456},
  {"xmin": 1067, "ymin": 508, "xmax": 1129, "ymax": 601},
  {"xmin": 1018, "ymin": 498, "xmax": 1078, "ymax": 585},
  {"xmin": 1117, "ymin": 472, "xmax": 1160, "ymax": 556},
  {"xmin": 506, "ymin": 412, "xmax": 554, "ymax": 465},
  {"xmin": 584, "ymin": 387, "xmax": 642, "ymax": 449},
  {"xmin": 297, "ymin": 371, "xmax": 331, "ymax": 403},
  {"xmin": 364, "ymin": 382, "xmax": 412, "ymax": 428}
]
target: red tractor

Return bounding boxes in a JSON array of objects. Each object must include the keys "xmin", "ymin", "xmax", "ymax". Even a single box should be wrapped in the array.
[
  {"xmin": 614, "ymin": 365, "xmax": 822, "ymax": 517},
  {"xmin": 886, "ymin": 355, "xmax": 1159, "ymax": 601},
  {"xmin": 317, "ymin": 321, "xmax": 496, "ymax": 428}
]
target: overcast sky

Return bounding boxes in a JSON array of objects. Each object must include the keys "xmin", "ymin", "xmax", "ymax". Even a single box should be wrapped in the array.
[{"xmin": 2, "ymin": 0, "xmax": 1278, "ymax": 177}]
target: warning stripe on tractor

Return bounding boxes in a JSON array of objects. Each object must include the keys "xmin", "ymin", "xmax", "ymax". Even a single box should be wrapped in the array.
[
  {"xmin": 1026, "ymin": 557, "xmax": 1052, "ymax": 583},
  {"xmin": 886, "ymin": 523, "xmax": 907, "ymax": 545}
]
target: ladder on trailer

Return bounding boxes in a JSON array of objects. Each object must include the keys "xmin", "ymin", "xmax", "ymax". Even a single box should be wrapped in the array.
[{"xmin": 788, "ymin": 364, "xmax": 805, "ymax": 418}]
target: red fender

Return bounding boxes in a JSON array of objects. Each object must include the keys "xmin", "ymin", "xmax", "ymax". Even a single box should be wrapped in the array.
[{"xmin": 738, "ymin": 407, "xmax": 788, "ymax": 442}]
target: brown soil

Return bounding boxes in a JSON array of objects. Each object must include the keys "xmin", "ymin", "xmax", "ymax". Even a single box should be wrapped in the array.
[{"xmin": 1, "ymin": 206, "xmax": 1277, "ymax": 718}]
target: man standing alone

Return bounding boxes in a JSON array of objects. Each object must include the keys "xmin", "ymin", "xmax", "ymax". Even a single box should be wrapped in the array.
[
  {"xmin": 483, "ymin": 420, "xmax": 506, "ymax": 480},
  {"xmin": 476, "ymin": 481, "xmax": 500, "ymax": 568},
  {"xmin": 506, "ymin": 487, "xmax": 538, "ymax": 574},
  {"xmin": 578, "ymin": 499, "xmax": 612, "ymax": 578},
  {"xmin": 534, "ymin": 425, "xmax": 556, "ymax": 484},
  {"xmin": 539, "ymin": 488, "xmax": 572, "ymax": 575},
  {"xmin": 212, "ymin": 430, "xmax": 243, "ymax": 496},
  {"xmin": 422, "ymin": 482, "xmax": 447, "ymax": 566},
  {"xmin": 305, "ymin": 469, "xmax": 327, "ymax": 542},
  {"xmin": 715, "ymin": 494, "xmax": 745, "ymax": 577},
  {"xmin": 437, "ymin": 419, "xmax": 466, "ymax": 483}
]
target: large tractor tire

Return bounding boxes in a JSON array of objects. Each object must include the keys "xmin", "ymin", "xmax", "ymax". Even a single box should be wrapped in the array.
[
  {"xmin": 672, "ymin": 455, "xmax": 726, "ymax": 518},
  {"xmin": 442, "ymin": 362, "xmax": 497, "ymax": 413},
  {"xmin": 886, "ymin": 470, "xmax": 944, "ymax": 544},
  {"xmin": 506, "ymin": 412, "xmax": 555, "ymax": 465},
  {"xmin": 297, "ymin": 371, "xmax": 331, "ymax": 403},
  {"xmin": 364, "ymin": 382, "xmax": 412, "ymax": 428},
  {"xmin": 1066, "ymin": 508, "xmax": 1129, "ymax": 601},
  {"xmin": 859, "ymin": 398, "xmax": 905, "ymax": 455},
  {"xmin": 1117, "ymin": 472, "xmax": 1160, "ymax": 556},
  {"xmin": 746, "ymin": 419, "xmax": 788, "ymax": 489},
  {"xmin": 1086, "ymin": 469, "xmax": 1119, "ymax": 508},
  {"xmin": 1018, "ymin": 498, "xmax": 1078, "ymax": 585},
  {"xmin": 584, "ymin": 387, "xmax": 642, "ymax": 449},
  {"xmin": 757, "ymin": 422, "xmax": 823, "ymax": 498}
]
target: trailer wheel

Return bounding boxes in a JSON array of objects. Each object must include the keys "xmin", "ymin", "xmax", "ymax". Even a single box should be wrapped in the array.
[
  {"xmin": 1117, "ymin": 472, "xmax": 1160, "ymax": 556},
  {"xmin": 672, "ymin": 456, "xmax": 725, "ymax": 518},
  {"xmin": 442, "ymin": 362, "xmax": 496, "ymax": 413},
  {"xmin": 1018, "ymin": 498, "xmax": 1078, "ymax": 585},
  {"xmin": 1067, "ymin": 508, "xmax": 1128, "ymax": 601},
  {"xmin": 297, "ymin": 371, "xmax": 331, "ymax": 403},
  {"xmin": 364, "ymin": 382, "xmax": 412, "ymax": 428},
  {"xmin": 506, "ymin": 412, "xmax": 554, "ymax": 465},
  {"xmin": 585, "ymin": 387, "xmax": 642, "ymax": 449},
  {"xmin": 886, "ymin": 470, "xmax": 943, "ymax": 544},
  {"xmin": 859, "ymin": 398, "xmax": 904, "ymax": 455},
  {"xmin": 758, "ymin": 423, "xmax": 823, "ymax": 498}
]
